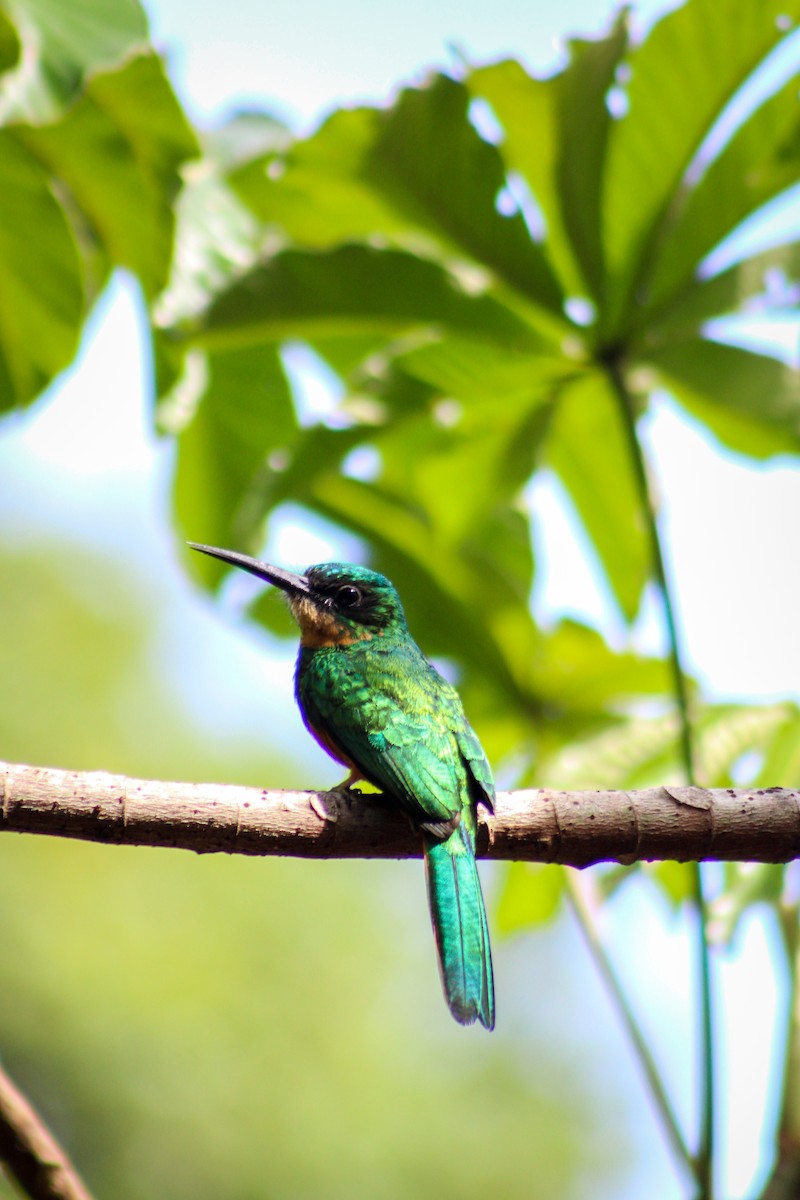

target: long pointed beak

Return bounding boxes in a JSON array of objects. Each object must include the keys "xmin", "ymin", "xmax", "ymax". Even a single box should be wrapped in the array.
[{"xmin": 188, "ymin": 543, "xmax": 311, "ymax": 596}]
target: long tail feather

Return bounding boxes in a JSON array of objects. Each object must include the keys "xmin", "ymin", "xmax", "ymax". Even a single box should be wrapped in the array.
[{"xmin": 423, "ymin": 822, "xmax": 494, "ymax": 1030}]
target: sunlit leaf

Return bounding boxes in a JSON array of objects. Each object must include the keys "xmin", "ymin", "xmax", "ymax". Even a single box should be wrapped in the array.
[
  {"xmin": 0, "ymin": 131, "xmax": 83, "ymax": 409},
  {"xmin": 193, "ymin": 244, "xmax": 543, "ymax": 351},
  {"xmin": 229, "ymin": 106, "xmax": 410, "ymax": 247},
  {"xmin": 644, "ymin": 337, "xmax": 800, "ymax": 458},
  {"xmin": 0, "ymin": 6, "xmax": 20, "ymax": 76},
  {"xmin": 646, "ymin": 242, "xmax": 800, "ymax": 345},
  {"xmin": 156, "ymin": 167, "xmax": 265, "ymax": 344},
  {"xmin": 303, "ymin": 472, "xmax": 539, "ymax": 706},
  {"xmin": 364, "ymin": 74, "xmax": 564, "ymax": 315},
  {"xmin": 0, "ymin": 0, "xmax": 149, "ymax": 123},
  {"xmin": 756, "ymin": 710, "xmax": 800, "ymax": 787},
  {"xmin": 645, "ymin": 74, "xmax": 800, "ymax": 314},
  {"xmin": 470, "ymin": 12, "xmax": 628, "ymax": 301},
  {"xmin": 174, "ymin": 344, "xmax": 296, "ymax": 581},
  {"xmin": 394, "ymin": 333, "xmax": 578, "ymax": 404},
  {"xmin": 541, "ymin": 702, "xmax": 799, "ymax": 792},
  {"xmin": 696, "ymin": 702, "xmax": 797, "ymax": 787},
  {"xmin": 20, "ymin": 54, "xmax": 198, "ymax": 299},
  {"xmin": 538, "ymin": 710, "xmax": 680, "ymax": 791},
  {"xmin": 601, "ymin": 0, "xmax": 800, "ymax": 334},
  {"xmin": 546, "ymin": 370, "xmax": 649, "ymax": 621},
  {"xmin": 530, "ymin": 620, "xmax": 668, "ymax": 714}
]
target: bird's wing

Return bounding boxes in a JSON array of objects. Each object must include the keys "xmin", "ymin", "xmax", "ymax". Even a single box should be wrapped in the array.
[
  {"xmin": 301, "ymin": 645, "xmax": 474, "ymax": 836},
  {"xmin": 456, "ymin": 722, "xmax": 495, "ymax": 813}
]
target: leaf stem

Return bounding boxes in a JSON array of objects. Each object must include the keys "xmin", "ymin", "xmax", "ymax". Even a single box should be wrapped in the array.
[
  {"xmin": 564, "ymin": 871, "xmax": 697, "ymax": 1187},
  {"xmin": 758, "ymin": 902, "xmax": 800, "ymax": 1199},
  {"xmin": 606, "ymin": 356, "xmax": 715, "ymax": 1199}
]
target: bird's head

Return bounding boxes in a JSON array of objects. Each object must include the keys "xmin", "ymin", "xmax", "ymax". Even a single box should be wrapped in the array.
[{"xmin": 188, "ymin": 544, "xmax": 408, "ymax": 647}]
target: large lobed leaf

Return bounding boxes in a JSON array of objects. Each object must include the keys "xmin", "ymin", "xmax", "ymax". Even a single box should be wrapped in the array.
[
  {"xmin": 157, "ymin": 0, "xmax": 799, "ymax": 788},
  {"xmin": 601, "ymin": 0, "xmax": 800, "ymax": 335},
  {"xmin": 0, "ymin": 0, "xmax": 149, "ymax": 123},
  {"xmin": 469, "ymin": 12, "xmax": 628, "ymax": 304},
  {"xmin": 0, "ymin": 131, "xmax": 83, "ymax": 406},
  {"xmin": 20, "ymin": 54, "xmax": 198, "ymax": 301},
  {"xmin": 0, "ymin": 1, "xmax": 197, "ymax": 411}
]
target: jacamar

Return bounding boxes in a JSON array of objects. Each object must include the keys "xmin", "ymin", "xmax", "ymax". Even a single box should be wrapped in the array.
[{"xmin": 189, "ymin": 543, "xmax": 495, "ymax": 1030}]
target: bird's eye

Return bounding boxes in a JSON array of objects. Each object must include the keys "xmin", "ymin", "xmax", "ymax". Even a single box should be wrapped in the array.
[{"xmin": 336, "ymin": 584, "xmax": 362, "ymax": 608}]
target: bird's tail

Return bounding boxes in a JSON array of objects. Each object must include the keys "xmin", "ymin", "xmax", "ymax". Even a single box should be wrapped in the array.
[{"xmin": 423, "ymin": 819, "xmax": 495, "ymax": 1030}]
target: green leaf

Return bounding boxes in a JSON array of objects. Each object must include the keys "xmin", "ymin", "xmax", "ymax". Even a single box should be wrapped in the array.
[
  {"xmin": 205, "ymin": 110, "xmax": 291, "ymax": 171},
  {"xmin": 229, "ymin": 106, "xmax": 408, "ymax": 247},
  {"xmin": 173, "ymin": 344, "xmax": 297, "ymax": 581},
  {"xmin": 496, "ymin": 863, "xmax": 565, "ymax": 935},
  {"xmin": 645, "ymin": 74, "xmax": 800, "ymax": 315},
  {"xmin": 225, "ymin": 375, "xmax": 670, "ymax": 762},
  {"xmin": 394, "ymin": 332, "xmax": 579, "ymax": 405},
  {"xmin": 756, "ymin": 709, "xmax": 800, "ymax": 787},
  {"xmin": 645, "ymin": 242, "xmax": 800, "ymax": 345},
  {"xmin": 306, "ymin": 473, "xmax": 539, "ymax": 703},
  {"xmin": 193, "ymin": 245, "xmax": 543, "ymax": 351},
  {"xmin": 156, "ymin": 169, "xmax": 265, "ymax": 345},
  {"xmin": 530, "ymin": 620, "xmax": 669, "ymax": 715},
  {"xmin": 0, "ymin": 7, "xmax": 20, "ymax": 76},
  {"xmin": 20, "ymin": 53, "xmax": 198, "ymax": 299},
  {"xmin": 545, "ymin": 371, "xmax": 650, "ymax": 621},
  {"xmin": 602, "ymin": 0, "xmax": 800, "ymax": 334},
  {"xmin": 0, "ymin": 0, "xmax": 149, "ymax": 123},
  {"xmin": 696, "ymin": 703, "xmax": 798, "ymax": 787},
  {"xmin": 539, "ymin": 710, "xmax": 682, "ymax": 791},
  {"xmin": 362, "ymin": 396, "xmax": 552, "ymax": 546},
  {"xmin": 364, "ymin": 74, "xmax": 564, "ymax": 315},
  {"xmin": 540, "ymin": 702, "xmax": 798, "ymax": 792},
  {"xmin": 470, "ymin": 12, "xmax": 628, "ymax": 301},
  {"xmin": 643, "ymin": 337, "xmax": 800, "ymax": 458},
  {"xmin": 0, "ymin": 130, "xmax": 83, "ymax": 409}
]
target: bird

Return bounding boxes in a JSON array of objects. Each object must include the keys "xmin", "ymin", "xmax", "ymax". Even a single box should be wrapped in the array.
[{"xmin": 189, "ymin": 542, "xmax": 495, "ymax": 1030}]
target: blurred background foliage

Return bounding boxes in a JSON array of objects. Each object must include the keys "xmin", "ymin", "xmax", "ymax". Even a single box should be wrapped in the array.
[
  {"xmin": 0, "ymin": 0, "xmax": 799, "ymax": 1196},
  {"xmin": 0, "ymin": 533, "xmax": 624, "ymax": 1199}
]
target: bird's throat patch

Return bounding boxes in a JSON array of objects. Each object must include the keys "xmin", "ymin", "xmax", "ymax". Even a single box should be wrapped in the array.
[{"xmin": 290, "ymin": 595, "xmax": 369, "ymax": 648}]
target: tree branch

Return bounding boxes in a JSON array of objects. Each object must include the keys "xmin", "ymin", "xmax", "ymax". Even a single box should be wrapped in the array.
[
  {"xmin": 2, "ymin": 761, "xmax": 799, "ymax": 864},
  {"xmin": 0, "ymin": 1060, "xmax": 93, "ymax": 1200}
]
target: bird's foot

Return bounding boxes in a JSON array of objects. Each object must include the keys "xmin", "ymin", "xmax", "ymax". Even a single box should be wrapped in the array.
[
  {"xmin": 309, "ymin": 775, "xmax": 362, "ymax": 824},
  {"xmin": 337, "ymin": 767, "xmax": 364, "ymax": 793}
]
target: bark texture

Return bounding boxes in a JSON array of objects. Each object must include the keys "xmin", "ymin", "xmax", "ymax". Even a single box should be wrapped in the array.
[{"xmin": 2, "ymin": 760, "xmax": 798, "ymax": 865}]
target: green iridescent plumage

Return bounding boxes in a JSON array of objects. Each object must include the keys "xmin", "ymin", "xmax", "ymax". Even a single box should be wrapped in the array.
[{"xmin": 189, "ymin": 545, "xmax": 495, "ymax": 1029}]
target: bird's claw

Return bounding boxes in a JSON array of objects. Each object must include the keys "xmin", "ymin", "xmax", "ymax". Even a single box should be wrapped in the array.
[
  {"xmin": 309, "ymin": 782, "xmax": 362, "ymax": 824},
  {"xmin": 310, "ymin": 791, "xmax": 338, "ymax": 823}
]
